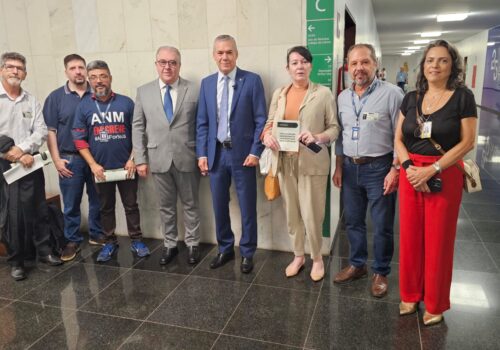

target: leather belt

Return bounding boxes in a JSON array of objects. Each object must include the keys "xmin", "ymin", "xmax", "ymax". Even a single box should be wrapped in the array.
[
  {"xmin": 346, "ymin": 153, "xmax": 391, "ymax": 165},
  {"xmin": 60, "ymin": 151, "xmax": 80, "ymax": 156},
  {"xmin": 217, "ymin": 140, "xmax": 232, "ymax": 149}
]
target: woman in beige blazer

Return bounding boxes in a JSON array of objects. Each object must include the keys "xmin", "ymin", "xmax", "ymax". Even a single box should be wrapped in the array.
[{"xmin": 262, "ymin": 46, "xmax": 339, "ymax": 281}]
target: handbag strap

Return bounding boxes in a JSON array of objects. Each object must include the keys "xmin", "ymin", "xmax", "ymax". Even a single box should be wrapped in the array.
[{"xmin": 415, "ymin": 93, "xmax": 475, "ymax": 183}]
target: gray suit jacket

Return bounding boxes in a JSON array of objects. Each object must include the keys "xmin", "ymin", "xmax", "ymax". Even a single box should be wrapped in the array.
[{"xmin": 132, "ymin": 77, "xmax": 199, "ymax": 173}]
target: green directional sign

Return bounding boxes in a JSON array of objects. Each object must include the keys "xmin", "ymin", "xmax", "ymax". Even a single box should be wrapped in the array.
[
  {"xmin": 311, "ymin": 54, "xmax": 333, "ymax": 86},
  {"xmin": 306, "ymin": 20, "xmax": 333, "ymax": 55},
  {"xmin": 307, "ymin": 0, "xmax": 334, "ymax": 20}
]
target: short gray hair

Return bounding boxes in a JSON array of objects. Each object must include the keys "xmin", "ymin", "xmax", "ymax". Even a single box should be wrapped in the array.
[
  {"xmin": 347, "ymin": 43, "xmax": 377, "ymax": 64},
  {"xmin": 1, "ymin": 52, "xmax": 27, "ymax": 68},
  {"xmin": 87, "ymin": 60, "xmax": 110, "ymax": 74},
  {"xmin": 213, "ymin": 34, "xmax": 238, "ymax": 52},
  {"xmin": 156, "ymin": 46, "xmax": 181, "ymax": 64}
]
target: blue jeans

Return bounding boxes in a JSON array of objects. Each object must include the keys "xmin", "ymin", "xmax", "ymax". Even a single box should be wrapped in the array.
[
  {"xmin": 59, "ymin": 154, "xmax": 103, "ymax": 243},
  {"xmin": 342, "ymin": 155, "xmax": 396, "ymax": 275}
]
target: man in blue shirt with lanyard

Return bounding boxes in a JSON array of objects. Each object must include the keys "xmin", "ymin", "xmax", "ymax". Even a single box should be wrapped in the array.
[
  {"xmin": 333, "ymin": 44, "xmax": 403, "ymax": 298},
  {"xmin": 72, "ymin": 60, "xmax": 150, "ymax": 262},
  {"xmin": 43, "ymin": 54, "xmax": 105, "ymax": 262}
]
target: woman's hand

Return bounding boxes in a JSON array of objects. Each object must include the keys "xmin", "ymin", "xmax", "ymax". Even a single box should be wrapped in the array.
[
  {"xmin": 298, "ymin": 131, "xmax": 316, "ymax": 145},
  {"xmin": 263, "ymin": 133, "xmax": 280, "ymax": 151},
  {"xmin": 406, "ymin": 165, "xmax": 436, "ymax": 188}
]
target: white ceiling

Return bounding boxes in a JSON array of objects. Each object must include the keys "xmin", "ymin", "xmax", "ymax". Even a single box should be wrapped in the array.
[{"xmin": 372, "ymin": 0, "xmax": 500, "ymax": 56}]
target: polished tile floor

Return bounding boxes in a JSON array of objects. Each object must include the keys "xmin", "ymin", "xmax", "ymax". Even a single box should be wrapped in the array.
[{"xmin": 0, "ymin": 164, "xmax": 499, "ymax": 349}]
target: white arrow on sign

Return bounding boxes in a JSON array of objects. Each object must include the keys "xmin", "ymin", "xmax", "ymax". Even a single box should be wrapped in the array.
[
  {"xmin": 308, "ymin": 24, "xmax": 315, "ymax": 32},
  {"xmin": 325, "ymin": 56, "xmax": 332, "ymax": 63}
]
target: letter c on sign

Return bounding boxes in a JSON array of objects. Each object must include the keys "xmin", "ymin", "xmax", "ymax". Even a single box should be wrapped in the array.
[{"xmin": 315, "ymin": 0, "xmax": 326, "ymax": 12}]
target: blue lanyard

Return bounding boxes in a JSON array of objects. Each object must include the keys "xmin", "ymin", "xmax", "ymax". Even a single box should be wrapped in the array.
[
  {"xmin": 94, "ymin": 98, "xmax": 113, "ymax": 117},
  {"xmin": 350, "ymin": 83, "xmax": 376, "ymax": 122}
]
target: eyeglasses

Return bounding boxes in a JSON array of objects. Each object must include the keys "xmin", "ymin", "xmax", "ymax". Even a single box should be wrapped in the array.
[
  {"xmin": 156, "ymin": 60, "xmax": 178, "ymax": 68},
  {"xmin": 88, "ymin": 74, "xmax": 110, "ymax": 81},
  {"xmin": 3, "ymin": 64, "xmax": 26, "ymax": 72}
]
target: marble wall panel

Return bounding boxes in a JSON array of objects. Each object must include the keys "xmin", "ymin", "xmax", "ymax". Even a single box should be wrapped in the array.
[
  {"xmin": 269, "ymin": 0, "xmax": 302, "ymax": 45},
  {"xmin": 99, "ymin": 52, "xmax": 131, "ymax": 97},
  {"xmin": 2, "ymin": 0, "xmax": 31, "ymax": 54},
  {"xmin": 31, "ymin": 55, "xmax": 59, "ymax": 102},
  {"xmin": 72, "ymin": 0, "xmax": 100, "ymax": 54},
  {"xmin": 126, "ymin": 51, "xmax": 157, "ymax": 94},
  {"xmin": 179, "ymin": 48, "xmax": 211, "ymax": 83},
  {"xmin": 0, "ymin": 2, "xmax": 9, "ymax": 52},
  {"xmin": 26, "ymin": 0, "xmax": 54, "ymax": 55},
  {"xmin": 268, "ymin": 44, "xmax": 294, "ymax": 94},
  {"xmin": 236, "ymin": 45, "xmax": 270, "ymax": 99},
  {"xmin": 96, "ymin": 0, "xmax": 127, "ymax": 52},
  {"xmin": 177, "ymin": 0, "xmax": 208, "ymax": 49},
  {"xmin": 123, "ymin": 0, "xmax": 153, "ymax": 52},
  {"xmin": 150, "ymin": 0, "xmax": 179, "ymax": 49},
  {"xmin": 236, "ymin": 0, "xmax": 269, "ymax": 47},
  {"xmin": 47, "ymin": 0, "xmax": 76, "ymax": 54},
  {"xmin": 206, "ymin": 0, "xmax": 237, "ymax": 46}
]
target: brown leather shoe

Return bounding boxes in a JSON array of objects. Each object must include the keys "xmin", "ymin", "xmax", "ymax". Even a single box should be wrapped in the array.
[
  {"xmin": 371, "ymin": 274, "xmax": 388, "ymax": 298},
  {"xmin": 333, "ymin": 265, "xmax": 367, "ymax": 284}
]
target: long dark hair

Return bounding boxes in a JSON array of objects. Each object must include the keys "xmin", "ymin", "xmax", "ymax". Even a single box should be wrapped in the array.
[{"xmin": 416, "ymin": 40, "xmax": 465, "ymax": 93}]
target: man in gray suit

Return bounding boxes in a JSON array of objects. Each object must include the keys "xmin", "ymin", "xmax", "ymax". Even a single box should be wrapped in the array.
[{"xmin": 132, "ymin": 46, "xmax": 201, "ymax": 265}]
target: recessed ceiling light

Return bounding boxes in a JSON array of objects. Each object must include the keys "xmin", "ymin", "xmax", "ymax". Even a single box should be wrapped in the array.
[
  {"xmin": 487, "ymin": 42, "xmax": 495, "ymax": 46},
  {"xmin": 402, "ymin": 53, "xmax": 412, "ymax": 56},
  {"xmin": 408, "ymin": 46, "xmax": 421, "ymax": 50},
  {"xmin": 437, "ymin": 13, "xmax": 469, "ymax": 22},
  {"xmin": 421, "ymin": 32, "xmax": 442, "ymax": 37},
  {"xmin": 414, "ymin": 39, "xmax": 431, "ymax": 44}
]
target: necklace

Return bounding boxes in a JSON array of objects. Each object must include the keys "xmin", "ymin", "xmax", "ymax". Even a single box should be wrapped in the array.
[{"xmin": 423, "ymin": 90, "xmax": 446, "ymax": 113}]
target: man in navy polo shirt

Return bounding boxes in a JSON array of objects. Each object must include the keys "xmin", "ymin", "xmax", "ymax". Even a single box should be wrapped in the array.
[
  {"xmin": 43, "ymin": 54, "xmax": 105, "ymax": 262},
  {"xmin": 72, "ymin": 60, "xmax": 150, "ymax": 262}
]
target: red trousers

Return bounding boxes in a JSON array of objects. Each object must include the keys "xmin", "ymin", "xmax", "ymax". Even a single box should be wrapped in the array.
[{"xmin": 399, "ymin": 153, "xmax": 463, "ymax": 314}]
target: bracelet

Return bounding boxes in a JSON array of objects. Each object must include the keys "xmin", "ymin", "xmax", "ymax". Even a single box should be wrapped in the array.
[
  {"xmin": 401, "ymin": 159, "xmax": 414, "ymax": 170},
  {"xmin": 432, "ymin": 162, "xmax": 442, "ymax": 174}
]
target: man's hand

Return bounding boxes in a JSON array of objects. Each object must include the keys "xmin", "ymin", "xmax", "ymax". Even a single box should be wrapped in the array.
[
  {"xmin": 198, "ymin": 158, "xmax": 208, "ymax": 176},
  {"xmin": 54, "ymin": 158, "xmax": 73, "ymax": 178},
  {"xmin": 5, "ymin": 146, "xmax": 24, "ymax": 162},
  {"xmin": 383, "ymin": 167, "xmax": 399, "ymax": 195},
  {"xmin": 90, "ymin": 163, "xmax": 106, "ymax": 182},
  {"xmin": 18, "ymin": 154, "xmax": 34, "ymax": 168},
  {"xmin": 243, "ymin": 155, "xmax": 259, "ymax": 167},
  {"xmin": 332, "ymin": 167, "xmax": 342, "ymax": 188},
  {"xmin": 124, "ymin": 159, "xmax": 136, "ymax": 179},
  {"xmin": 263, "ymin": 133, "xmax": 280, "ymax": 151},
  {"xmin": 136, "ymin": 164, "xmax": 148, "ymax": 178}
]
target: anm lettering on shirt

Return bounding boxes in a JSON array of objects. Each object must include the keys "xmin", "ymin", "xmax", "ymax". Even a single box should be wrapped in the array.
[{"xmin": 91, "ymin": 111, "xmax": 125, "ymax": 125}]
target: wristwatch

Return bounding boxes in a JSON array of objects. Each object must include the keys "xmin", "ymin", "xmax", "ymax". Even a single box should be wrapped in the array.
[{"xmin": 432, "ymin": 162, "xmax": 442, "ymax": 173}]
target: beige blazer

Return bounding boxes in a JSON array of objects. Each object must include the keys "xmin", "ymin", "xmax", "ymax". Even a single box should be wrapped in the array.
[{"xmin": 265, "ymin": 82, "xmax": 339, "ymax": 176}]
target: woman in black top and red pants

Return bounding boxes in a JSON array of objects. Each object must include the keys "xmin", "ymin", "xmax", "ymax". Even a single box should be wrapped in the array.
[{"xmin": 394, "ymin": 40, "xmax": 477, "ymax": 326}]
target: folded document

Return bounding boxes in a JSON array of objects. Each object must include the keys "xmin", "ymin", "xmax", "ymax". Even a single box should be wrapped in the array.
[
  {"xmin": 95, "ymin": 169, "xmax": 135, "ymax": 183},
  {"xmin": 3, "ymin": 151, "xmax": 52, "ymax": 185}
]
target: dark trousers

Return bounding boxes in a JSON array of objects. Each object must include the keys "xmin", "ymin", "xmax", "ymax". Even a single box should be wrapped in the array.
[
  {"xmin": 94, "ymin": 177, "xmax": 142, "ymax": 243},
  {"xmin": 209, "ymin": 147, "xmax": 257, "ymax": 258},
  {"xmin": 342, "ymin": 154, "xmax": 396, "ymax": 275},
  {"xmin": 0, "ymin": 163, "xmax": 52, "ymax": 267}
]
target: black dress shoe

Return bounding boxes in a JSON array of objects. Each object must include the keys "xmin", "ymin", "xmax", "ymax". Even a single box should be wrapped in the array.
[
  {"xmin": 160, "ymin": 247, "xmax": 178, "ymax": 265},
  {"xmin": 187, "ymin": 246, "xmax": 200, "ymax": 265},
  {"xmin": 209, "ymin": 251, "xmax": 235, "ymax": 269},
  {"xmin": 39, "ymin": 254, "xmax": 63, "ymax": 266},
  {"xmin": 240, "ymin": 257, "xmax": 254, "ymax": 274},
  {"xmin": 11, "ymin": 266, "xmax": 26, "ymax": 281}
]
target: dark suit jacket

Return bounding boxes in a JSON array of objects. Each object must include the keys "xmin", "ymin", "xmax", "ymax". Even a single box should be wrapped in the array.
[{"xmin": 196, "ymin": 68, "xmax": 267, "ymax": 170}]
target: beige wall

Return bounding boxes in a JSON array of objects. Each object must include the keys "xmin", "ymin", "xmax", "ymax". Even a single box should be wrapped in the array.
[{"xmin": 1, "ymin": 0, "xmax": 380, "ymax": 254}]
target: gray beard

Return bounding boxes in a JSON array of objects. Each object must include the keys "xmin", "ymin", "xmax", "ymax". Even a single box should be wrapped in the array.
[{"xmin": 95, "ymin": 88, "xmax": 110, "ymax": 98}]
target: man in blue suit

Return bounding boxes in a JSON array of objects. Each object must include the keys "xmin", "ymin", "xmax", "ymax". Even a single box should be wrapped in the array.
[{"xmin": 196, "ymin": 35, "xmax": 267, "ymax": 274}]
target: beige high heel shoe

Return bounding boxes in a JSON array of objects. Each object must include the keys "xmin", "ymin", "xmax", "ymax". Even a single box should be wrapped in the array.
[
  {"xmin": 423, "ymin": 311, "xmax": 443, "ymax": 326},
  {"xmin": 399, "ymin": 301, "xmax": 418, "ymax": 316},
  {"xmin": 310, "ymin": 259, "xmax": 324, "ymax": 282},
  {"xmin": 285, "ymin": 256, "xmax": 305, "ymax": 277}
]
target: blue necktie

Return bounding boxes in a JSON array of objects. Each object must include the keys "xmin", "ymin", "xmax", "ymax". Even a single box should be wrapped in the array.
[
  {"xmin": 164, "ymin": 85, "xmax": 173, "ymax": 123},
  {"xmin": 217, "ymin": 76, "xmax": 229, "ymax": 142}
]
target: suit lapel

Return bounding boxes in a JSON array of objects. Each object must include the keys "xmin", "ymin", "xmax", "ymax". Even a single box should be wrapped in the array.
[
  {"xmin": 172, "ymin": 78, "xmax": 187, "ymax": 123},
  {"xmin": 230, "ymin": 68, "xmax": 245, "ymax": 116}
]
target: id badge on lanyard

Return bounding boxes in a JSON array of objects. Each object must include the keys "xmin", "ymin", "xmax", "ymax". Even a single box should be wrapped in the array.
[
  {"xmin": 352, "ymin": 125, "xmax": 360, "ymax": 140},
  {"xmin": 420, "ymin": 121, "xmax": 432, "ymax": 139}
]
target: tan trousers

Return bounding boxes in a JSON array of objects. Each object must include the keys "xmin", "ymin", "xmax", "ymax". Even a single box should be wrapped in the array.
[{"xmin": 278, "ymin": 153, "xmax": 328, "ymax": 259}]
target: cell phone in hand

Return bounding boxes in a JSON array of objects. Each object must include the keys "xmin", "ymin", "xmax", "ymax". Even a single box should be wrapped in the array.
[
  {"xmin": 299, "ymin": 140, "xmax": 322, "ymax": 153},
  {"xmin": 426, "ymin": 177, "xmax": 442, "ymax": 193}
]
